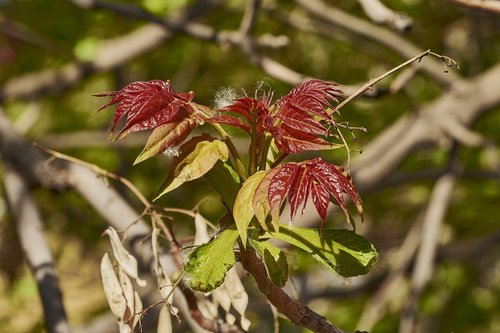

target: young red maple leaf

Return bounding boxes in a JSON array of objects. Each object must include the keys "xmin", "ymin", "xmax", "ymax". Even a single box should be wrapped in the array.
[
  {"xmin": 95, "ymin": 80, "xmax": 195, "ymax": 139},
  {"xmin": 256, "ymin": 157, "xmax": 363, "ymax": 229},
  {"xmin": 208, "ymin": 79, "xmax": 343, "ymax": 154}
]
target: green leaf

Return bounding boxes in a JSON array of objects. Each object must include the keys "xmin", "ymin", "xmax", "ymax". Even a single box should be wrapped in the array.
[
  {"xmin": 184, "ymin": 227, "xmax": 239, "ymax": 292},
  {"xmin": 155, "ymin": 140, "xmax": 229, "ymax": 199},
  {"xmin": 233, "ymin": 171, "xmax": 267, "ymax": 247},
  {"xmin": 264, "ymin": 225, "xmax": 377, "ymax": 277},
  {"xmin": 250, "ymin": 239, "xmax": 288, "ymax": 287}
]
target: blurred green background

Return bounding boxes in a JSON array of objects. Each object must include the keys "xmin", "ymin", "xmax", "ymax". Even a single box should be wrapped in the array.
[{"xmin": 0, "ymin": 0, "xmax": 499, "ymax": 332}]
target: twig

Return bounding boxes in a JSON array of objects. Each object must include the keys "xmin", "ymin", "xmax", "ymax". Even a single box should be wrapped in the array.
[
  {"xmin": 335, "ymin": 50, "xmax": 458, "ymax": 112},
  {"xmin": 35, "ymin": 144, "xmax": 151, "ymax": 207}
]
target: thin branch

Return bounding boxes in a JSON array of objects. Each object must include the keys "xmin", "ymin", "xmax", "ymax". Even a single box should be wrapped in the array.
[{"xmin": 335, "ymin": 50, "xmax": 458, "ymax": 112}]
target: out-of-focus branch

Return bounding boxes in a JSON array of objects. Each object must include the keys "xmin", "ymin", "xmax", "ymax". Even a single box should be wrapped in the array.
[
  {"xmin": 3, "ymin": 164, "xmax": 70, "ymax": 333},
  {"xmin": 0, "ymin": 1, "xmax": 220, "ymax": 101},
  {"xmin": 357, "ymin": 0, "xmax": 413, "ymax": 32},
  {"xmin": 238, "ymin": 244, "xmax": 347, "ymax": 333},
  {"xmin": 399, "ymin": 169, "xmax": 458, "ymax": 333},
  {"xmin": 448, "ymin": 0, "xmax": 500, "ymax": 14},
  {"xmin": 295, "ymin": 0, "xmax": 460, "ymax": 86},
  {"xmin": 351, "ymin": 62, "xmax": 500, "ymax": 193},
  {"xmin": 356, "ymin": 211, "xmax": 423, "ymax": 331}
]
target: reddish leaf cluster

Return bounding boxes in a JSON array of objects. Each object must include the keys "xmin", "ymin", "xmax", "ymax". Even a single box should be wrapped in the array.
[
  {"xmin": 96, "ymin": 80, "xmax": 195, "ymax": 139},
  {"xmin": 257, "ymin": 158, "xmax": 363, "ymax": 228},
  {"xmin": 210, "ymin": 80, "xmax": 342, "ymax": 154}
]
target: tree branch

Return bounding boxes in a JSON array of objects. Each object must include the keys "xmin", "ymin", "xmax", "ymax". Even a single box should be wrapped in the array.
[
  {"xmin": 357, "ymin": 0, "xmax": 413, "ymax": 32},
  {"xmin": 238, "ymin": 244, "xmax": 348, "ymax": 333},
  {"xmin": 3, "ymin": 164, "xmax": 70, "ymax": 333}
]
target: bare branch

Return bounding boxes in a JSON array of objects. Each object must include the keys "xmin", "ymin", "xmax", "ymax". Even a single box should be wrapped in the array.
[
  {"xmin": 448, "ymin": 0, "xmax": 500, "ymax": 14},
  {"xmin": 357, "ymin": 0, "xmax": 413, "ymax": 32}
]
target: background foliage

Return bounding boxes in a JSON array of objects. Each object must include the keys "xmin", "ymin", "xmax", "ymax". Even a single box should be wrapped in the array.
[{"xmin": 0, "ymin": 0, "xmax": 499, "ymax": 332}]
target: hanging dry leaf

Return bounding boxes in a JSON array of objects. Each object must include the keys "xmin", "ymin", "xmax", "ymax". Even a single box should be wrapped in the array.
[
  {"xmin": 211, "ymin": 267, "xmax": 251, "ymax": 331},
  {"xmin": 104, "ymin": 227, "xmax": 147, "ymax": 287},
  {"xmin": 119, "ymin": 270, "xmax": 135, "ymax": 325},
  {"xmin": 157, "ymin": 305, "xmax": 173, "ymax": 333},
  {"xmin": 194, "ymin": 213, "xmax": 211, "ymax": 245},
  {"xmin": 100, "ymin": 253, "xmax": 127, "ymax": 320}
]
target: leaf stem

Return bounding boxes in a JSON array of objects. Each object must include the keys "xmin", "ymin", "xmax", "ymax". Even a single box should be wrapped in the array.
[
  {"xmin": 258, "ymin": 134, "xmax": 273, "ymax": 170},
  {"xmin": 249, "ymin": 113, "xmax": 259, "ymax": 175},
  {"xmin": 209, "ymin": 123, "xmax": 247, "ymax": 182}
]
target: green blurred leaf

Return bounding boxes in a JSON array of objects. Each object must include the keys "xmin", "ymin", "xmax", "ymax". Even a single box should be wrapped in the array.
[
  {"xmin": 155, "ymin": 140, "xmax": 229, "ymax": 199},
  {"xmin": 264, "ymin": 225, "xmax": 377, "ymax": 277},
  {"xmin": 184, "ymin": 227, "xmax": 239, "ymax": 292},
  {"xmin": 233, "ymin": 171, "xmax": 267, "ymax": 246},
  {"xmin": 74, "ymin": 37, "xmax": 100, "ymax": 62},
  {"xmin": 250, "ymin": 239, "xmax": 288, "ymax": 287},
  {"xmin": 203, "ymin": 161, "xmax": 241, "ymax": 210}
]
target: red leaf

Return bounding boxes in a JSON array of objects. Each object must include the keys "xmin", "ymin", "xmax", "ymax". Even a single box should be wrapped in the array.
[
  {"xmin": 272, "ymin": 125, "xmax": 335, "ymax": 154},
  {"xmin": 206, "ymin": 115, "xmax": 251, "ymax": 132},
  {"xmin": 277, "ymin": 106, "xmax": 329, "ymax": 136},
  {"xmin": 287, "ymin": 164, "xmax": 311, "ymax": 220},
  {"xmin": 96, "ymin": 80, "xmax": 194, "ymax": 138},
  {"xmin": 266, "ymin": 163, "xmax": 299, "ymax": 222},
  {"xmin": 276, "ymin": 79, "xmax": 342, "ymax": 123},
  {"xmin": 257, "ymin": 158, "xmax": 362, "ymax": 228},
  {"xmin": 270, "ymin": 80, "xmax": 343, "ymax": 154}
]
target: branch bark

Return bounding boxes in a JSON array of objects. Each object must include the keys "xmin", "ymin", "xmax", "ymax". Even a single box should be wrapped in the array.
[{"xmin": 238, "ymin": 244, "xmax": 347, "ymax": 333}]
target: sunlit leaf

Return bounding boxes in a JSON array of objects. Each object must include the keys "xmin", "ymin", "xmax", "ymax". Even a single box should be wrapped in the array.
[
  {"xmin": 276, "ymin": 79, "xmax": 342, "ymax": 123},
  {"xmin": 264, "ymin": 225, "xmax": 377, "ymax": 277},
  {"xmin": 133, "ymin": 114, "xmax": 204, "ymax": 164},
  {"xmin": 208, "ymin": 80, "xmax": 345, "ymax": 154},
  {"xmin": 96, "ymin": 80, "xmax": 194, "ymax": 139},
  {"xmin": 258, "ymin": 158, "xmax": 363, "ymax": 229},
  {"xmin": 233, "ymin": 171, "xmax": 267, "ymax": 246},
  {"xmin": 155, "ymin": 140, "xmax": 229, "ymax": 199},
  {"xmin": 272, "ymin": 125, "xmax": 343, "ymax": 154},
  {"xmin": 253, "ymin": 168, "xmax": 277, "ymax": 231},
  {"xmin": 184, "ymin": 227, "xmax": 239, "ymax": 292},
  {"xmin": 250, "ymin": 239, "xmax": 288, "ymax": 287}
]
